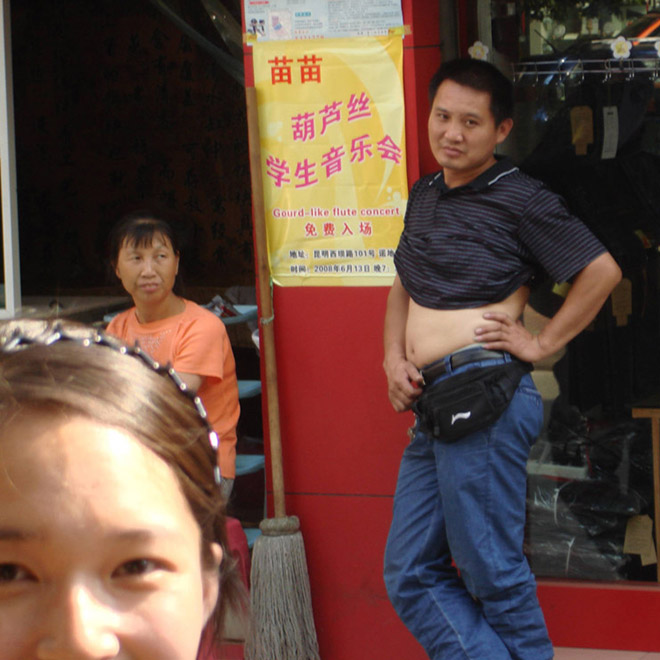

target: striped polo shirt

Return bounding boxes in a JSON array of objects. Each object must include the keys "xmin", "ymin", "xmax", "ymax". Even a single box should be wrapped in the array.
[{"xmin": 394, "ymin": 158, "xmax": 606, "ymax": 310}]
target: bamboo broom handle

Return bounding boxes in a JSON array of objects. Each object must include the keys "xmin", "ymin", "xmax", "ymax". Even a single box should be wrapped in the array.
[{"xmin": 245, "ymin": 86, "xmax": 286, "ymax": 519}]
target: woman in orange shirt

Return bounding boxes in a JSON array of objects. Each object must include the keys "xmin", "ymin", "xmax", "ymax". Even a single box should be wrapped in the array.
[{"xmin": 107, "ymin": 211, "xmax": 240, "ymax": 496}]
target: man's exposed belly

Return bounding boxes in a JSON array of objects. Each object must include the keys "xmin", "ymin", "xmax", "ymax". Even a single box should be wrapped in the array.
[{"xmin": 405, "ymin": 286, "xmax": 530, "ymax": 368}]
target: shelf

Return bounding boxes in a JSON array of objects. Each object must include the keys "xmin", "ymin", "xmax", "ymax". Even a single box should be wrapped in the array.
[
  {"xmin": 235, "ymin": 453, "xmax": 265, "ymax": 476},
  {"xmin": 243, "ymin": 527, "xmax": 262, "ymax": 549},
  {"xmin": 222, "ymin": 304, "xmax": 258, "ymax": 325},
  {"xmin": 526, "ymin": 440, "xmax": 589, "ymax": 481},
  {"xmin": 238, "ymin": 379, "xmax": 261, "ymax": 399}
]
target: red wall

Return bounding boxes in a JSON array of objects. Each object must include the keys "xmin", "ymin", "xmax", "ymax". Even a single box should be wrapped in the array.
[
  {"xmin": 270, "ymin": 286, "xmax": 420, "ymax": 658},
  {"xmin": 244, "ymin": 1, "xmax": 660, "ymax": 655}
]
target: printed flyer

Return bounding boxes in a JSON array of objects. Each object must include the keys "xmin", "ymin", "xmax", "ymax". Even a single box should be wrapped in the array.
[
  {"xmin": 253, "ymin": 35, "xmax": 407, "ymax": 286},
  {"xmin": 244, "ymin": 0, "xmax": 403, "ymax": 40}
]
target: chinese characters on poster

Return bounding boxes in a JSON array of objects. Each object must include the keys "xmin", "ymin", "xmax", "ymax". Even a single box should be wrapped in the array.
[{"xmin": 254, "ymin": 35, "xmax": 407, "ymax": 285}]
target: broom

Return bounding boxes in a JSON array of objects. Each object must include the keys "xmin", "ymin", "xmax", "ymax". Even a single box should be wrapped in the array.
[{"xmin": 243, "ymin": 86, "xmax": 321, "ymax": 660}]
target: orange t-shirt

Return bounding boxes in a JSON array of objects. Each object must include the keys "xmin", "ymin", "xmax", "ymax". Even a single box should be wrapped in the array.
[{"xmin": 107, "ymin": 300, "xmax": 240, "ymax": 479}]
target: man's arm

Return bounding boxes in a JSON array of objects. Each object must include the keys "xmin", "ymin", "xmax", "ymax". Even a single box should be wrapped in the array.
[
  {"xmin": 383, "ymin": 275, "xmax": 423, "ymax": 412},
  {"xmin": 475, "ymin": 252, "xmax": 622, "ymax": 362}
]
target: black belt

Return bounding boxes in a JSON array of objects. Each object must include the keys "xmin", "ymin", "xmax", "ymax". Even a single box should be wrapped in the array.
[{"xmin": 420, "ymin": 347, "xmax": 506, "ymax": 386}]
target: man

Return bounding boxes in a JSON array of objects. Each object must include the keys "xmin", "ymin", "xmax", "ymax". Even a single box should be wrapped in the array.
[{"xmin": 382, "ymin": 58, "xmax": 621, "ymax": 660}]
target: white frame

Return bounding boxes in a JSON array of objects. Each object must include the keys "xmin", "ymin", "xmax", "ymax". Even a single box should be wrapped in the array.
[{"xmin": 0, "ymin": 0, "xmax": 20, "ymax": 318}]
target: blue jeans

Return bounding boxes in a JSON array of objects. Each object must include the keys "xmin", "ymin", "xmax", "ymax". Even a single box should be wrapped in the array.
[{"xmin": 384, "ymin": 353, "xmax": 553, "ymax": 660}]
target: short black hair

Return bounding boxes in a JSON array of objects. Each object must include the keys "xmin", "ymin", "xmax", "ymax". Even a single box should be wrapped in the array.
[
  {"xmin": 428, "ymin": 58, "xmax": 513, "ymax": 126},
  {"xmin": 109, "ymin": 209, "xmax": 181, "ymax": 266}
]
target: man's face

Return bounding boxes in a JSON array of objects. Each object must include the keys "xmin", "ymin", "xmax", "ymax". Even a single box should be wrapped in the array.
[{"xmin": 427, "ymin": 79, "xmax": 513, "ymax": 186}]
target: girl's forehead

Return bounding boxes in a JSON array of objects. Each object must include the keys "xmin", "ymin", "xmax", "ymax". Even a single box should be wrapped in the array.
[{"xmin": 0, "ymin": 414, "xmax": 197, "ymax": 537}]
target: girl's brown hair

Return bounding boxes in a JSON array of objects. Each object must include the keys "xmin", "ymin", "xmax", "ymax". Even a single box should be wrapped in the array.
[{"xmin": 0, "ymin": 319, "xmax": 245, "ymax": 647}]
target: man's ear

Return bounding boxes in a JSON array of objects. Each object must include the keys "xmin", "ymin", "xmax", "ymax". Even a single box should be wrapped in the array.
[
  {"xmin": 496, "ymin": 117, "xmax": 514, "ymax": 144},
  {"xmin": 202, "ymin": 543, "xmax": 223, "ymax": 626}
]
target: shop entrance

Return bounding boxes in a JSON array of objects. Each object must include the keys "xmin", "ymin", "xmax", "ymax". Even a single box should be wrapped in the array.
[{"xmin": 458, "ymin": 0, "xmax": 660, "ymax": 592}]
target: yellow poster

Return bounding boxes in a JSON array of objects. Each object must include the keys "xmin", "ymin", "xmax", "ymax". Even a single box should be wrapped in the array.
[{"xmin": 253, "ymin": 36, "xmax": 407, "ymax": 286}]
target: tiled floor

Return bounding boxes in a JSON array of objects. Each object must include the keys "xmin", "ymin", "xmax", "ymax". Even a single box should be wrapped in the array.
[{"xmin": 555, "ymin": 649, "xmax": 660, "ymax": 659}]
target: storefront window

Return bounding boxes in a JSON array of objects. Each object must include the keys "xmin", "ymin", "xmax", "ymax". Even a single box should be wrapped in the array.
[{"xmin": 462, "ymin": 0, "xmax": 660, "ymax": 583}]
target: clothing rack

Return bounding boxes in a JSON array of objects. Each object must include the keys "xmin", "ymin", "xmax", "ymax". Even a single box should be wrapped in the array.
[{"xmin": 513, "ymin": 58, "xmax": 660, "ymax": 84}]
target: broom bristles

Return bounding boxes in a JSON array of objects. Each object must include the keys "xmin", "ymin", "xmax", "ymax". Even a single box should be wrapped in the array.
[{"xmin": 244, "ymin": 516, "xmax": 321, "ymax": 660}]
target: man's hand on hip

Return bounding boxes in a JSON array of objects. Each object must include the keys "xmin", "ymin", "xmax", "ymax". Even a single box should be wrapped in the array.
[{"xmin": 474, "ymin": 312, "xmax": 544, "ymax": 363}]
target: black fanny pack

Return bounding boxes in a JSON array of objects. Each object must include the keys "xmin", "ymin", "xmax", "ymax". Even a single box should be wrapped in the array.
[{"xmin": 412, "ymin": 359, "xmax": 532, "ymax": 443}]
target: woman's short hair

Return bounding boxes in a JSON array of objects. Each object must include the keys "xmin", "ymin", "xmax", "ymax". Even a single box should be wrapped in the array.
[
  {"xmin": 0, "ymin": 319, "xmax": 243, "ymax": 642},
  {"xmin": 109, "ymin": 209, "xmax": 181, "ymax": 265}
]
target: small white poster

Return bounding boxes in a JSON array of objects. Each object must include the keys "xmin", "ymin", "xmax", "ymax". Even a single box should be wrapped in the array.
[{"xmin": 244, "ymin": 0, "xmax": 403, "ymax": 41}]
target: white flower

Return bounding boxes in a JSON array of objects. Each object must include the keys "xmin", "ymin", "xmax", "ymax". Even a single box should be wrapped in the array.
[
  {"xmin": 611, "ymin": 35, "xmax": 632, "ymax": 60},
  {"xmin": 655, "ymin": 40, "xmax": 660, "ymax": 57},
  {"xmin": 468, "ymin": 41, "xmax": 489, "ymax": 61}
]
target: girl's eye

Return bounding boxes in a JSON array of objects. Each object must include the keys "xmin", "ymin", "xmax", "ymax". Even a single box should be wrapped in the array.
[
  {"xmin": 0, "ymin": 563, "xmax": 33, "ymax": 583},
  {"xmin": 113, "ymin": 558, "xmax": 159, "ymax": 578}
]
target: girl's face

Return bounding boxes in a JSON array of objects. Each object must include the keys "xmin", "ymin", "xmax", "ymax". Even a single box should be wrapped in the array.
[
  {"xmin": 0, "ymin": 414, "xmax": 221, "ymax": 660},
  {"xmin": 114, "ymin": 233, "xmax": 180, "ymax": 310}
]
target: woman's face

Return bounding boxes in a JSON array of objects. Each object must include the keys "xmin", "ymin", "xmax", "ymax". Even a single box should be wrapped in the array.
[
  {"xmin": 114, "ymin": 233, "xmax": 180, "ymax": 309},
  {"xmin": 0, "ymin": 414, "xmax": 221, "ymax": 660}
]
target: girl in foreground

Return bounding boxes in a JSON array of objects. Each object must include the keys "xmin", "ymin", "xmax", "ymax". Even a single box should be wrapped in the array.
[{"xmin": 0, "ymin": 320, "xmax": 243, "ymax": 659}]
